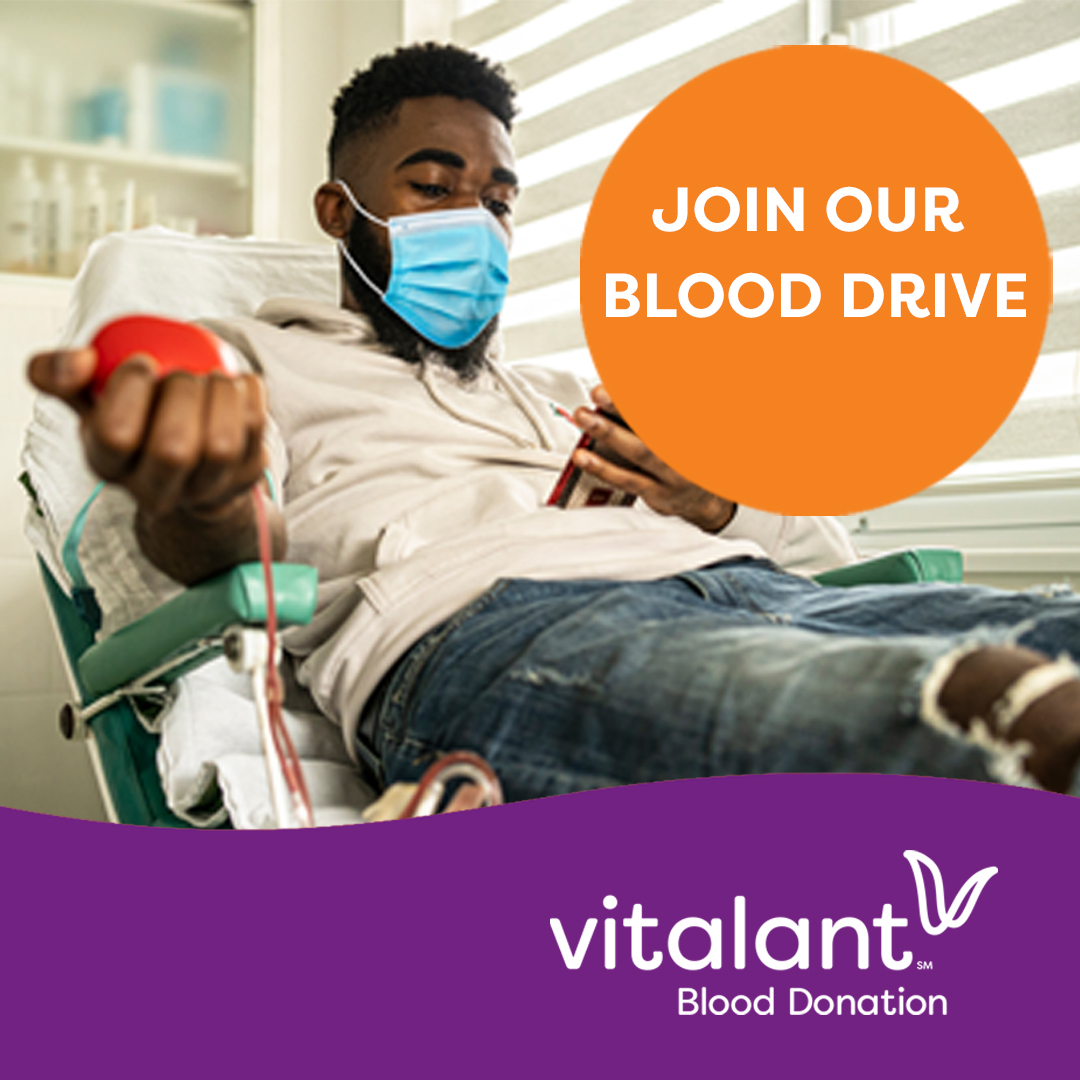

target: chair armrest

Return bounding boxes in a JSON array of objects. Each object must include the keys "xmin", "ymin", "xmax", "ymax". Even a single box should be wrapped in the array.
[
  {"xmin": 813, "ymin": 548, "xmax": 963, "ymax": 588},
  {"xmin": 77, "ymin": 563, "xmax": 318, "ymax": 698}
]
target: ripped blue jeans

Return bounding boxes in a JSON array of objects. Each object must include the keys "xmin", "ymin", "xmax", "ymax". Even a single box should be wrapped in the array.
[{"xmin": 364, "ymin": 559, "xmax": 1080, "ymax": 801}]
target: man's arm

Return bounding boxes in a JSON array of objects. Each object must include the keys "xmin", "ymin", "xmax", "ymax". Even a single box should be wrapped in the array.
[
  {"xmin": 573, "ymin": 385, "xmax": 859, "ymax": 571},
  {"xmin": 27, "ymin": 346, "xmax": 286, "ymax": 585}
]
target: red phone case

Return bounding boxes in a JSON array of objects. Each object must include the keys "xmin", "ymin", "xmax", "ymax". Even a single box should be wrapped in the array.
[{"xmin": 547, "ymin": 410, "xmax": 640, "ymax": 509}]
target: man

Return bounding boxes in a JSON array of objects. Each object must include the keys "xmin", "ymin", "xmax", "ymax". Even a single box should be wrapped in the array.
[{"xmin": 28, "ymin": 44, "xmax": 1080, "ymax": 801}]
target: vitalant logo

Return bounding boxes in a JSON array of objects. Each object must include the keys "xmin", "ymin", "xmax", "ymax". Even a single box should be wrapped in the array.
[
  {"xmin": 549, "ymin": 849, "xmax": 999, "ymax": 974},
  {"xmin": 903, "ymin": 850, "xmax": 998, "ymax": 935}
]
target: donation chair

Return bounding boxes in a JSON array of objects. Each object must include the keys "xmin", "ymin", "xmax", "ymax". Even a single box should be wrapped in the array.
[
  {"xmin": 21, "ymin": 228, "xmax": 964, "ymax": 828},
  {"xmin": 21, "ymin": 228, "xmax": 375, "ymax": 828}
]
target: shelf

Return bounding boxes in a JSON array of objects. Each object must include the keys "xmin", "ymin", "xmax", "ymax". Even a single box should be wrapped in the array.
[
  {"xmin": 127, "ymin": 0, "xmax": 250, "ymax": 29},
  {"xmin": 0, "ymin": 134, "xmax": 247, "ymax": 188},
  {"xmin": 0, "ymin": 272, "xmax": 74, "ymax": 291}
]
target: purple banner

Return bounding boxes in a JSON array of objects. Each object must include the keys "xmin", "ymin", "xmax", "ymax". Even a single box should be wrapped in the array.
[{"xmin": 1, "ymin": 774, "xmax": 1075, "ymax": 1077}]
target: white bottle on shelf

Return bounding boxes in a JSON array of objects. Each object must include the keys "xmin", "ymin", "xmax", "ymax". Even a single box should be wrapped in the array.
[
  {"xmin": 75, "ymin": 164, "xmax": 108, "ymax": 266},
  {"xmin": 111, "ymin": 178, "xmax": 136, "ymax": 233},
  {"xmin": 43, "ymin": 160, "xmax": 75, "ymax": 276},
  {"xmin": 136, "ymin": 192, "xmax": 158, "ymax": 229},
  {"xmin": 3, "ymin": 156, "xmax": 43, "ymax": 274}
]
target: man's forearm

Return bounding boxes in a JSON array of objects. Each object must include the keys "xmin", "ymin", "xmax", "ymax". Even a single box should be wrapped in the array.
[{"xmin": 135, "ymin": 491, "xmax": 288, "ymax": 585}]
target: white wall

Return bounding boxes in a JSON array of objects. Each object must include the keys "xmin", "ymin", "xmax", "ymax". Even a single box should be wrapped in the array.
[
  {"xmin": 0, "ymin": 274, "xmax": 106, "ymax": 821},
  {"xmin": 253, "ymin": 0, "xmax": 404, "ymax": 243}
]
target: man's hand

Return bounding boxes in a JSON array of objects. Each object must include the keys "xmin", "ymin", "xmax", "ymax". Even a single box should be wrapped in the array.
[
  {"xmin": 27, "ymin": 346, "xmax": 284, "ymax": 583},
  {"xmin": 572, "ymin": 386, "xmax": 736, "ymax": 534}
]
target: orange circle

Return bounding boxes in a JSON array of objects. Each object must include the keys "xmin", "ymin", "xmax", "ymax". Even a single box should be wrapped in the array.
[{"xmin": 580, "ymin": 46, "xmax": 1050, "ymax": 515}]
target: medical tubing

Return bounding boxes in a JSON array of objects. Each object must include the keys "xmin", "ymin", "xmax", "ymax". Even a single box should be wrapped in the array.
[
  {"xmin": 61, "ymin": 481, "xmax": 105, "ymax": 591},
  {"xmin": 252, "ymin": 484, "xmax": 314, "ymax": 828},
  {"xmin": 251, "ymin": 661, "xmax": 293, "ymax": 826},
  {"xmin": 399, "ymin": 750, "xmax": 505, "ymax": 818}
]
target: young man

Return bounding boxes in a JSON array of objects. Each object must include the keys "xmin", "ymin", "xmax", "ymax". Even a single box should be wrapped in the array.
[{"xmin": 28, "ymin": 44, "xmax": 1080, "ymax": 801}]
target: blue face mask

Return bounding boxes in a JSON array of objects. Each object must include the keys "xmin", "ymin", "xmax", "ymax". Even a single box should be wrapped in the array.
[{"xmin": 335, "ymin": 179, "xmax": 510, "ymax": 349}]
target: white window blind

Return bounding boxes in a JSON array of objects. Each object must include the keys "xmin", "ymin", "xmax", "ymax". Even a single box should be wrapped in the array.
[
  {"xmin": 452, "ymin": 0, "xmax": 810, "ymax": 376},
  {"xmin": 836, "ymin": 0, "xmax": 1080, "ymax": 583},
  {"xmin": 449, "ymin": 0, "xmax": 1080, "ymax": 582}
]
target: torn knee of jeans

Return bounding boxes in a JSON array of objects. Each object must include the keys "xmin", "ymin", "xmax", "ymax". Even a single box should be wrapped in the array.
[
  {"xmin": 1024, "ymin": 582, "xmax": 1075, "ymax": 600},
  {"xmin": 508, "ymin": 665, "xmax": 600, "ymax": 693},
  {"xmin": 917, "ymin": 641, "xmax": 1041, "ymax": 790},
  {"xmin": 762, "ymin": 611, "xmax": 793, "ymax": 625}
]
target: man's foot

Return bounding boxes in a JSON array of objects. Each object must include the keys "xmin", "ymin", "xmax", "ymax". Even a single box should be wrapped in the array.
[{"xmin": 937, "ymin": 646, "xmax": 1080, "ymax": 793}]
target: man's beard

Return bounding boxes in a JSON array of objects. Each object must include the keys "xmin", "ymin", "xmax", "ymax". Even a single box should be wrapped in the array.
[{"xmin": 341, "ymin": 214, "xmax": 498, "ymax": 381}]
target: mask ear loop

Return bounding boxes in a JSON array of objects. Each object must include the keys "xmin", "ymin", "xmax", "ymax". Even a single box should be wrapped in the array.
[{"xmin": 333, "ymin": 178, "xmax": 389, "ymax": 300}]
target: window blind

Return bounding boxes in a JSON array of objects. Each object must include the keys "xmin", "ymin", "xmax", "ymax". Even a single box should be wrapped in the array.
[
  {"xmin": 450, "ymin": 0, "xmax": 1080, "ymax": 582},
  {"xmin": 841, "ymin": 0, "xmax": 1080, "ymax": 479},
  {"xmin": 836, "ymin": 0, "xmax": 1080, "ymax": 582},
  {"xmin": 453, "ymin": 0, "xmax": 811, "ymax": 376}
]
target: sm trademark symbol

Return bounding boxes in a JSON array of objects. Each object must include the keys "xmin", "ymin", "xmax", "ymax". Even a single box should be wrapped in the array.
[{"xmin": 917, "ymin": 961, "xmax": 933, "ymax": 971}]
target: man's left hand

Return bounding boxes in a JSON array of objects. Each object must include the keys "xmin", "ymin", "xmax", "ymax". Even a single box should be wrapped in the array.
[{"xmin": 572, "ymin": 386, "xmax": 736, "ymax": 534}]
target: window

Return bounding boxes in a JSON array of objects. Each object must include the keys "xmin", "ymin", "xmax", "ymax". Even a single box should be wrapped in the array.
[
  {"xmin": 447, "ymin": 0, "xmax": 1080, "ymax": 585},
  {"xmin": 839, "ymin": 0, "xmax": 1080, "ymax": 587},
  {"xmin": 454, "ymin": 0, "xmax": 811, "ymax": 375}
]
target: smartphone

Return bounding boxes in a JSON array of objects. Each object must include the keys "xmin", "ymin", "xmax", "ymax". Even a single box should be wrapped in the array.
[{"xmin": 547, "ymin": 408, "xmax": 642, "ymax": 509}]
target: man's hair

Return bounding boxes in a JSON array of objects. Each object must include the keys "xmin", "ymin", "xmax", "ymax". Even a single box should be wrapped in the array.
[{"xmin": 328, "ymin": 42, "xmax": 517, "ymax": 173}]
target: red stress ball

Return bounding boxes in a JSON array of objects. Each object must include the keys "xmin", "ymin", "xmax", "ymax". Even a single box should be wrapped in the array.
[{"xmin": 90, "ymin": 314, "xmax": 239, "ymax": 398}]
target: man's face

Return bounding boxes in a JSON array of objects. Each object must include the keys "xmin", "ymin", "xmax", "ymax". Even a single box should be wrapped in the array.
[{"xmin": 317, "ymin": 96, "xmax": 519, "ymax": 375}]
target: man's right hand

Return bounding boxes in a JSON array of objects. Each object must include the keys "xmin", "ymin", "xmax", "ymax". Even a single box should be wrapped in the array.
[{"xmin": 27, "ymin": 347, "xmax": 284, "ymax": 583}]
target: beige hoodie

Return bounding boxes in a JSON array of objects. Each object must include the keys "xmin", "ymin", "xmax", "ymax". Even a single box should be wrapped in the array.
[{"xmin": 204, "ymin": 298, "xmax": 859, "ymax": 760}]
